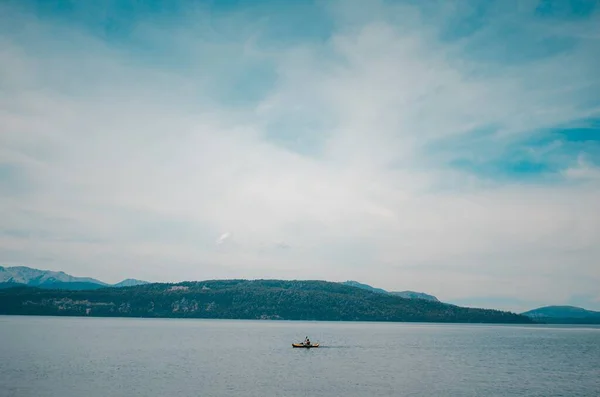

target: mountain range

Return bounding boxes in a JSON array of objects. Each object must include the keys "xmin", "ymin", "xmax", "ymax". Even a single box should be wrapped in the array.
[
  {"xmin": 0, "ymin": 278, "xmax": 531, "ymax": 323},
  {"xmin": 1, "ymin": 266, "xmax": 597, "ymax": 324},
  {"xmin": 0, "ymin": 266, "xmax": 148, "ymax": 290},
  {"xmin": 0, "ymin": 267, "xmax": 438, "ymax": 303}
]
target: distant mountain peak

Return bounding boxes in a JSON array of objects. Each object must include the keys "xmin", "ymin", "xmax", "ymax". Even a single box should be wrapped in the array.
[
  {"xmin": 0, "ymin": 266, "xmax": 151, "ymax": 290},
  {"xmin": 113, "ymin": 279, "xmax": 150, "ymax": 288},
  {"xmin": 389, "ymin": 290, "xmax": 440, "ymax": 302},
  {"xmin": 520, "ymin": 305, "xmax": 600, "ymax": 324},
  {"xmin": 0, "ymin": 265, "xmax": 107, "ymax": 287},
  {"xmin": 342, "ymin": 280, "xmax": 388, "ymax": 294},
  {"xmin": 341, "ymin": 281, "xmax": 439, "ymax": 302},
  {"xmin": 522, "ymin": 305, "xmax": 600, "ymax": 318}
]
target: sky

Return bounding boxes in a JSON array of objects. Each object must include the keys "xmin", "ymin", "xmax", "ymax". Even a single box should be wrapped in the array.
[{"xmin": 1, "ymin": 0, "xmax": 599, "ymax": 312}]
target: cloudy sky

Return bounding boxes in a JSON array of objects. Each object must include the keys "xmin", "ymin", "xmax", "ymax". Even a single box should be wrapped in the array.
[{"xmin": 1, "ymin": 0, "xmax": 599, "ymax": 312}]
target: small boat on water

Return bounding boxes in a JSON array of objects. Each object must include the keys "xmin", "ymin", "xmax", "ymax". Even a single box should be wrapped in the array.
[{"xmin": 292, "ymin": 343, "xmax": 319, "ymax": 348}]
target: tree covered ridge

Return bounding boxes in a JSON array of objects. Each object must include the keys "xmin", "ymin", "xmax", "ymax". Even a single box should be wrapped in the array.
[{"xmin": 0, "ymin": 279, "xmax": 532, "ymax": 323}]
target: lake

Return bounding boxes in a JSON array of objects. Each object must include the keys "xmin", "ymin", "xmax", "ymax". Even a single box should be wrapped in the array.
[{"xmin": 0, "ymin": 316, "xmax": 599, "ymax": 397}]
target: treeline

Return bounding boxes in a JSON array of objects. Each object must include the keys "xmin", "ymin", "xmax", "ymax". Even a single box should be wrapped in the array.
[{"xmin": 0, "ymin": 279, "xmax": 532, "ymax": 324}]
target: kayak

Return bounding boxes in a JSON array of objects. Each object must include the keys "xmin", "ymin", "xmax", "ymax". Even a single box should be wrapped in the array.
[{"xmin": 292, "ymin": 343, "xmax": 319, "ymax": 348}]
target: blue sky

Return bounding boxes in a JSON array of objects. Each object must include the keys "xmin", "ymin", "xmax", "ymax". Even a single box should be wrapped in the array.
[{"xmin": 1, "ymin": 0, "xmax": 599, "ymax": 312}]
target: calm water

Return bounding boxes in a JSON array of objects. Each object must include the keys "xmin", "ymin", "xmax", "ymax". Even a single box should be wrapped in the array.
[{"xmin": 0, "ymin": 316, "xmax": 599, "ymax": 397}]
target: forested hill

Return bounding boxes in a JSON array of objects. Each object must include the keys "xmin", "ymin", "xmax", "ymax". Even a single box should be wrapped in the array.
[
  {"xmin": 0, "ymin": 279, "xmax": 532, "ymax": 324},
  {"xmin": 521, "ymin": 306, "xmax": 600, "ymax": 324}
]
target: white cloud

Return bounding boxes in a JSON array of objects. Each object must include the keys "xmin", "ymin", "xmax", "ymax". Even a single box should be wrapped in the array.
[
  {"xmin": 562, "ymin": 154, "xmax": 600, "ymax": 181},
  {"xmin": 0, "ymin": 1, "xmax": 599, "ymax": 310},
  {"xmin": 216, "ymin": 233, "xmax": 231, "ymax": 245}
]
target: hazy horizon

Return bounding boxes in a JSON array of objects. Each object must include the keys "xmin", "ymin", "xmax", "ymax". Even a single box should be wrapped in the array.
[{"xmin": 1, "ymin": 0, "xmax": 599, "ymax": 313}]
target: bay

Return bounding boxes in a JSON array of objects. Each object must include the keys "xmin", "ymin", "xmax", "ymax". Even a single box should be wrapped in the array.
[{"xmin": 1, "ymin": 316, "xmax": 599, "ymax": 397}]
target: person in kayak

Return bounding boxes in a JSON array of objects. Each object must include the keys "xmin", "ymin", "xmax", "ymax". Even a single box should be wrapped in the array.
[{"xmin": 304, "ymin": 336, "xmax": 310, "ymax": 346}]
